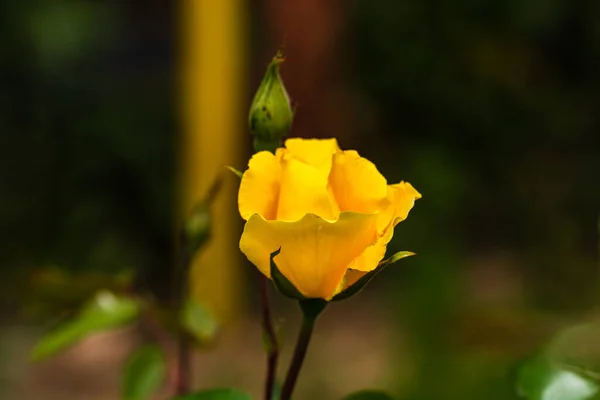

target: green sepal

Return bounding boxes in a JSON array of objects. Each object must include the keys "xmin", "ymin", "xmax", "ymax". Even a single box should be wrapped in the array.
[
  {"xmin": 269, "ymin": 248, "xmax": 306, "ymax": 300},
  {"xmin": 378, "ymin": 251, "xmax": 416, "ymax": 267},
  {"xmin": 253, "ymin": 138, "xmax": 281, "ymax": 154},
  {"xmin": 226, "ymin": 166, "xmax": 243, "ymax": 179},
  {"xmin": 332, "ymin": 251, "xmax": 415, "ymax": 302}
]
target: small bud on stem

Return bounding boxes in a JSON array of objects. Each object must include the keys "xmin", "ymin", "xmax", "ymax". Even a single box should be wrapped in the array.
[{"xmin": 249, "ymin": 51, "xmax": 294, "ymax": 153}]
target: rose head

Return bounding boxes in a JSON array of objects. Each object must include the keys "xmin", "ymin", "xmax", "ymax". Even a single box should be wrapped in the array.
[{"xmin": 238, "ymin": 138, "xmax": 421, "ymax": 300}]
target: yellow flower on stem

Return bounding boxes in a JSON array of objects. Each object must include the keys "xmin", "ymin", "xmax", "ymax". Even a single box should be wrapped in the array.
[{"xmin": 238, "ymin": 138, "xmax": 421, "ymax": 300}]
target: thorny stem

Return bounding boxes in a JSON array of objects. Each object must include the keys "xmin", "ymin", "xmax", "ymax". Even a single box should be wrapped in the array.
[{"xmin": 260, "ymin": 274, "xmax": 279, "ymax": 400}]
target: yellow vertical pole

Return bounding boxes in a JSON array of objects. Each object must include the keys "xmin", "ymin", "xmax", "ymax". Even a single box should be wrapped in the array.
[{"xmin": 179, "ymin": 0, "xmax": 245, "ymax": 324}]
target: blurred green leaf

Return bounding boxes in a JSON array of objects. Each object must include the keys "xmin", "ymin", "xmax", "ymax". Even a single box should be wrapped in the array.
[
  {"xmin": 122, "ymin": 345, "xmax": 166, "ymax": 400},
  {"xmin": 31, "ymin": 290, "xmax": 140, "ymax": 361},
  {"xmin": 342, "ymin": 390, "xmax": 395, "ymax": 400},
  {"xmin": 170, "ymin": 388, "xmax": 253, "ymax": 400},
  {"xmin": 182, "ymin": 299, "xmax": 218, "ymax": 345},
  {"xmin": 517, "ymin": 355, "xmax": 600, "ymax": 400},
  {"xmin": 24, "ymin": 267, "xmax": 134, "ymax": 318},
  {"xmin": 547, "ymin": 323, "xmax": 600, "ymax": 373}
]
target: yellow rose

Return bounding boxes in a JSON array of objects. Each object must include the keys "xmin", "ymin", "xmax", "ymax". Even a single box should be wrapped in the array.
[{"xmin": 238, "ymin": 138, "xmax": 421, "ymax": 300}]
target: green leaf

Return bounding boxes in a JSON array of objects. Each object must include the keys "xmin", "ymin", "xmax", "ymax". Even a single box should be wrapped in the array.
[
  {"xmin": 122, "ymin": 346, "xmax": 166, "ymax": 400},
  {"xmin": 31, "ymin": 290, "xmax": 140, "ymax": 361},
  {"xmin": 226, "ymin": 166, "xmax": 243, "ymax": 178},
  {"xmin": 342, "ymin": 390, "xmax": 396, "ymax": 400},
  {"xmin": 181, "ymin": 299, "xmax": 218, "ymax": 345},
  {"xmin": 547, "ymin": 323, "xmax": 600, "ymax": 373},
  {"xmin": 170, "ymin": 388, "xmax": 253, "ymax": 400},
  {"xmin": 269, "ymin": 248, "xmax": 306, "ymax": 300},
  {"xmin": 516, "ymin": 355, "xmax": 600, "ymax": 400},
  {"xmin": 332, "ymin": 251, "xmax": 415, "ymax": 301},
  {"xmin": 24, "ymin": 268, "xmax": 134, "ymax": 318}
]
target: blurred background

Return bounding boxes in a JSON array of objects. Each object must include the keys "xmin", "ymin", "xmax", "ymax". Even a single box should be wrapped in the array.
[{"xmin": 1, "ymin": 1, "xmax": 599, "ymax": 399}]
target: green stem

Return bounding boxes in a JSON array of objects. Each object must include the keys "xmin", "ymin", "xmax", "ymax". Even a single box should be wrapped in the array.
[
  {"xmin": 280, "ymin": 299, "xmax": 326, "ymax": 400},
  {"xmin": 260, "ymin": 274, "xmax": 279, "ymax": 400},
  {"xmin": 174, "ymin": 242, "xmax": 192, "ymax": 395}
]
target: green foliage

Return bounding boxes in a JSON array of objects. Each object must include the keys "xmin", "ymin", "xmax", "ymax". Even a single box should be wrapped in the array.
[
  {"xmin": 547, "ymin": 324, "xmax": 600, "ymax": 372},
  {"xmin": 122, "ymin": 345, "xmax": 166, "ymax": 400},
  {"xmin": 181, "ymin": 299, "xmax": 218, "ymax": 346},
  {"xmin": 516, "ymin": 322, "xmax": 600, "ymax": 400},
  {"xmin": 516, "ymin": 355, "xmax": 600, "ymax": 400},
  {"xmin": 342, "ymin": 390, "xmax": 396, "ymax": 400},
  {"xmin": 31, "ymin": 291, "xmax": 140, "ymax": 361},
  {"xmin": 170, "ymin": 388, "xmax": 253, "ymax": 400},
  {"xmin": 332, "ymin": 251, "xmax": 414, "ymax": 301},
  {"xmin": 24, "ymin": 267, "xmax": 133, "ymax": 318}
]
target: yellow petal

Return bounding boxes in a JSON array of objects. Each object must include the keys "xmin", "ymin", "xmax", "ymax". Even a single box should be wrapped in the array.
[
  {"xmin": 347, "ymin": 221, "xmax": 395, "ymax": 272},
  {"xmin": 343, "ymin": 269, "xmax": 367, "ymax": 289},
  {"xmin": 388, "ymin": 181, "xmax": 422, "ymax": 225},
  {"xmin": 238, "ymin": 151, "xmax": 282, "ymax": 220},
  {"xmin": 284, "ymin": 138, "xmax": 340, "ymax": 174},
  {"xmin": 347, "ymin": 181, "xmax": 421, "ymax": 272},
  {"xmin": 276, "ymin": 156, "xmax": 339, "ymax": 221},
  {"xmin": 239, "ymin": 212, "xmax": 379, "ymax": 299},
  {"xmin": 329, "ymin": 150, "xmax": 389, "ymax": 213}
]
